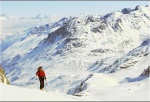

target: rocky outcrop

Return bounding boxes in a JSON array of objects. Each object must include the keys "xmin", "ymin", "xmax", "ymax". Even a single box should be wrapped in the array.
[
  {"xmin": 140, "ymin": 66, "xmax": 150, "ymax": 77},
  {"xmin": 0, "ymin": 65, "xmax": 10, "ymax": 84}
]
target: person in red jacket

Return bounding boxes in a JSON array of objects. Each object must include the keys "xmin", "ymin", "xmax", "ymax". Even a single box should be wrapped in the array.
[{"xmin": 36, "ymin": 66, "xmax": 46, "ymax": 90}]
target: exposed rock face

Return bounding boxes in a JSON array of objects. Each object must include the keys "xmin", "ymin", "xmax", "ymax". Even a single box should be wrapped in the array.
[
  {"xmin": 0, "ymin": 65, "xmax": 10, "ymax": 84},
  {"xmin": 140, "ymin": 66, "xmax": 150, "ymax": 77}
]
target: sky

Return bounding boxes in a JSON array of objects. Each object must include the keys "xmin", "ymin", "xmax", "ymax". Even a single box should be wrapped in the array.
[{"xmin": 0, "ymin": 1, "xmax": 150, "ymax": 17}]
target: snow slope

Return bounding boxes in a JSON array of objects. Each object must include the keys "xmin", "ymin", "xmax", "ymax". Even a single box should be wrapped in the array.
[
  {"xmin": 0, "ymin": 83, "xmax": 80, "ymax": 101},
  {"xmin": 68, "ymin": 48, "xmax": 150, "ymax": 100},
  {"xmin": 75, "ymin": 77, "xmax": 150, "ymax": 101},
  {"xmin": 0, "ymin": 75, "xmax": 149, "ymax": 101}
]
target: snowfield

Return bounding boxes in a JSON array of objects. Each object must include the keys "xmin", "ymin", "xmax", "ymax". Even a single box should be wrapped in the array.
[
  {"xmin": 0, "ymin": 74, "xmax": 149, "ymax": 101},
  {"xmin": 0, "ymin": 83, "xmax": 80, "ymax": 101}
]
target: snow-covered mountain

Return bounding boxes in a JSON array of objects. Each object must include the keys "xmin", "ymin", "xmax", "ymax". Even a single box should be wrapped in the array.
[
  {"xmin": 0, "ymin": 13, "xmax": 63, "ymax": 41},
  {"xmin": 0, "ymin": 13, "xmax": 61, "ymax": 21},
  {"xmin": 68, "ymin": 39, "xmax": 150, "ymax": 95},
  {"xmin": 0, "ymin": 13, "xmax": 18, "ymax": 20},
  {"xmin": 0, "ymin": 5, "xmax": 150, "ymax": 100},
  {"xmin": 99, "ymin": 39, "xmax": 150, "ymax": 73}
]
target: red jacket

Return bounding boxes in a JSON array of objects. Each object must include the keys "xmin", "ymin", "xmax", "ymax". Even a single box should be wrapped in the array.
[{"xmin": 36, "ymin": 70, "xmax": 46, "ymax": 78}]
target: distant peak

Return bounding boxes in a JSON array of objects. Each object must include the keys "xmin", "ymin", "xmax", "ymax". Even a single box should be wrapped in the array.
[
  {"xmin": 0, "ymin": 13, "xmax": 8, "ymax": 17},
  {"xmin": 135, "ymin": 5, "xmax": 141, "ymax": 10},
  {"xmin": 121, "ymin": 8, "xmax": 132, "ymax": 14},
  {"xmin": 145, "ymin": 5, "xmax": 149, "ymax": 7},
  {"xmin": 33, "ymin": 14, "xmax": 49, "ymax": 19}
]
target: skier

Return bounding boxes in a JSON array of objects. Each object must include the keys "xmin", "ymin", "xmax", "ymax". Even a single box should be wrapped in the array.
[{"xmin": 36, "ymin": 66, "xmax": 46, "ymax": 90}]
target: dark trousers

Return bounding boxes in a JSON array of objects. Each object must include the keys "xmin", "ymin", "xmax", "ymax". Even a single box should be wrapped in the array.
[{"xmin": 39, "ymin": 76, "xmax": 44, "ymax": 89}]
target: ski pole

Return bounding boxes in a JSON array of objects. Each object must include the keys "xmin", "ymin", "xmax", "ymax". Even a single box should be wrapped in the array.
[
  {"xmin": 45, "ymin": 79, "xmax": 49, "ymax": 91},
  {"xmin": 45, "ymin": 79, "xmax": 48, "ymax": 86}
]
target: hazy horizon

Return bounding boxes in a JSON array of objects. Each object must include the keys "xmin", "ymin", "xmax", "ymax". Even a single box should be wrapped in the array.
[{"xmin": 1, "ymin": 1, "xmax": 149, "ymax": 17}]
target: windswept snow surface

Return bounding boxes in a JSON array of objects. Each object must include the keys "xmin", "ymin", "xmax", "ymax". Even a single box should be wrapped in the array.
[
  {"xmin": 0, "ymin": 83, "xmax": 80, "ymax": 101},
  {"xmin": 75, "ymin": 77, "xmax": 150, "ymax": 101},
  {"xmin": 0, "ymin": 75, "xmax": 149, "ymax": 101}
]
